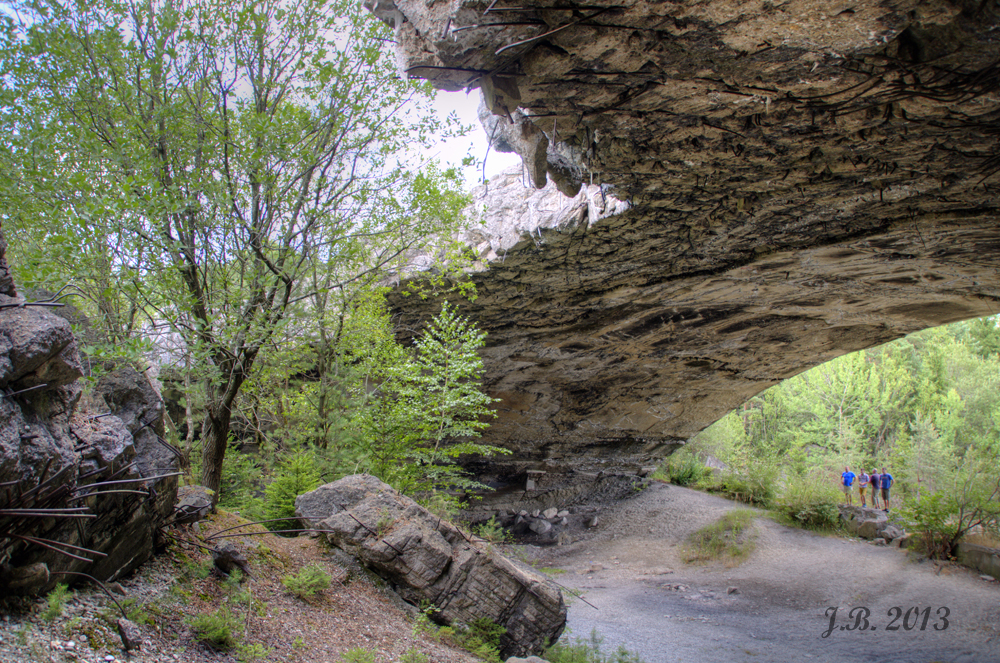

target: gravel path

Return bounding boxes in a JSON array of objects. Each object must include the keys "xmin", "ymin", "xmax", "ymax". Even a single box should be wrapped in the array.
[{"xmin": 526, "ymin": 482, "xmax": 1000, "ymax": 663}]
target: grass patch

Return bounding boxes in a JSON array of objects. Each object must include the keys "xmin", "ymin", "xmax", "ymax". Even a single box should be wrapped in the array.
[
  {"xmin": 537, "ymin": 567, "xmax": 567, "ymax": 575},
  {"xmin": 775, "ymin": 482, "xmax": 843, "ymax": 531},
  {"xmin": 281, "ymin": 564, "xmax": 332, "ymax": 600},
  {"xmin": 652, "ymin": 452, "xmax": 710, "ymax": 487},
  {"xmin": 683, "ymin": 510, "xmax": 757, "ymax": 566},
  {"xmin": 546, "ymin": 628, "xmax": 646, "ymax": 663},
  {"xmin": 41, "ymin": 583, "xmax": 71, "ymax": 622}
]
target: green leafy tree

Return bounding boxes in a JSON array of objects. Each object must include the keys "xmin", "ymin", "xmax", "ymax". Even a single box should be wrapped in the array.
[
  {"xmin": 2, "ymin": 0, "xmax": 466, "ymax": 496},
  {"xmin": 354, "ymin": 300, "xmax": 508, "ymax": 500},
  {"xmin": 900, "ymin": 441, "xmax": 1000, "ymax": 558},
  {"xmin": 264, "ymin": 452, "xmax": 322, "ymax": 533}
]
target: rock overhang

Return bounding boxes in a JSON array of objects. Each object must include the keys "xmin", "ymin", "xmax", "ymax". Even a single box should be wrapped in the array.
[{"xmin": 377, "ymin": 0, "xmax": 1000, "ymax": 472}]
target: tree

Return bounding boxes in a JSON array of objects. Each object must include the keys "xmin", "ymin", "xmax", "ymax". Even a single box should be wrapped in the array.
[
  {"xmin": 2, "ymin": 0, "xmax": 466, "ymax": 496},
  {"xmin": 900, "ymin": 441, "xmax": 1000, "ymax": 558},
  {"xmin": 354, "ymin": 300, "xmax": 508, "ymax": 501}
]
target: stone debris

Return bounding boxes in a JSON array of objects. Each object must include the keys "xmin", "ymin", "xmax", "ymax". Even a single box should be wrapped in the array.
[
  {"xmin": 117, "ymin": 617, "xmax": 141, "ymax": 651},
  {"xmin": 838, "ymin": 506, "xmax": 906, "ymax": 543},
  {"xmin": 529, "ymin": 519, "xmax": 553, "ymax": 535}
]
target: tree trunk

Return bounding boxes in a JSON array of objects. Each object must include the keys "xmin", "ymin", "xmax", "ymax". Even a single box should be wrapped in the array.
[{"xmin": 200, "ymin": 402, "xmax": 234, "ymax": 501}]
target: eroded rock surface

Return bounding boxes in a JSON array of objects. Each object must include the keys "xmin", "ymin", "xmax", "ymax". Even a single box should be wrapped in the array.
[
  {"xmin": 0, "ymin": 224, "xmax": 178, "ymax": 594},
  {"xmin": 296, "ymin": 474, "xmax": 566, "ymax": 657},
  {"xmin": 378, "ymin": 1, "xmax": 1000, "ymax": 474}
]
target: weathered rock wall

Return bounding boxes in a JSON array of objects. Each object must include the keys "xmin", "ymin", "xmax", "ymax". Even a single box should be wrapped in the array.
[
  {"xmin": 0, "ymin": 223, "xmax": 177, "ymax": 594},
  {"xmin": 379, "ymin": 1, "xmax": 1000, "ymax": 473}
]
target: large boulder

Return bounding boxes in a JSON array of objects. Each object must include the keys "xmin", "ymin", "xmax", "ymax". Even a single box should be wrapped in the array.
[
  {"xmin": 296, "ymin": 474, "xmax": 566, "ymax": 658},
  {"xmin": 0, "ymin": 235, "xmax": 177, "ymax": 595},
  {"xmin": 94, "ymin": 366, "xmax": 177, "ymax": 519},
  {"xmin": 838, "ymin": 505, "xmax": 905, "ymax": 542}
]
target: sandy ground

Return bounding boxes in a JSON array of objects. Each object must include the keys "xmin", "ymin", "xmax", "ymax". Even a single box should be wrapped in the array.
[{"xmin": 524, "ymin": 482, "xmax": 1000, "ymax": 663}]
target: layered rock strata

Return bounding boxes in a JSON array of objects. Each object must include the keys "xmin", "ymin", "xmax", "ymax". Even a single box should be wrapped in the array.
[
  {"xmin": 0, "ymin": 223, "xmax": 178, "ymax": 594},
  {"xmin": 296, "ymin": 474, "xmax": 566, "ymax": 657},
  {"xmin": 378, "ymin": 1, "xmax": 1000, "ymax": 473}
]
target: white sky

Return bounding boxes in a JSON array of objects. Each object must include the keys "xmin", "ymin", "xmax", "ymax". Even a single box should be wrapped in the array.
[{"xmin": 428, "ymin": 88, "xmax": 522, "ymax": 186}]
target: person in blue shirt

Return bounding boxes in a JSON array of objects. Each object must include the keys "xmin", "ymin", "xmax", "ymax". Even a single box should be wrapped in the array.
[
  {"xmin": 880, "ymin": 467, "xmax": 894, "ymax": 511},
  {"xmin": 841, "ymin": 467, "xmax": 856, "ymax": 505}
]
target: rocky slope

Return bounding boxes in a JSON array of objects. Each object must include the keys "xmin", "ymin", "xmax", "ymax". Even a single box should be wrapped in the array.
[{"xmin": 380, "ymin": 0, "xmax": 1000, "ymax": 476}]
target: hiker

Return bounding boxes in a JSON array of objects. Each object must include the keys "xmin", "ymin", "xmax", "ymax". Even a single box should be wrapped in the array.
[
  {"xmin": 869, "ymin": 469, "xmax": 881, "ymax": 509},
  {"xmin": 858, "ymin": 470, "xmax": 869, "ymax": 507},
  {"xmin": 841, "ymin": 466, "xmax": 856, "ymax": 505},
  {"xmin": 880, "ymin": 467, "xmax": 894, "ymax": 511}
]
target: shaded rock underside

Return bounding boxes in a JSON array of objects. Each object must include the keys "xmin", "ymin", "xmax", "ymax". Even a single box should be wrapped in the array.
[{"xmin": 381, "ymin": 0, "xmax": 1000, "ymax": 473}]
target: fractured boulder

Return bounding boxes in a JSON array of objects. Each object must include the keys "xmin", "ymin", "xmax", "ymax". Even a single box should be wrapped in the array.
[
  {"xmin": 296, "ymin": 474, "xmax": 566, "ymax": 657},
  {"xmin": 0, "ymin": 231, "xmax": 177, "ymax": 595}
]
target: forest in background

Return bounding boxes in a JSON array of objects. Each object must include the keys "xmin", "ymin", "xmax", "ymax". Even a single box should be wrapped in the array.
[{"xmin": 667, "ymin": 315, "xmax": 1000, "ymax": 558}]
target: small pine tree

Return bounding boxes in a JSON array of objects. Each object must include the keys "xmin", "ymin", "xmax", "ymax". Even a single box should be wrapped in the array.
[{"xmin": 264, "ymin": 452, "xmax": 322, "ymax": 534}]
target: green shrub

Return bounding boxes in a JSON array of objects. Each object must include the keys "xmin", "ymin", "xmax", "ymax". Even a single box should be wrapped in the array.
[
  {"xmin": 264, "ymin": 452, "xmax": 322, "ymax": 534},
  {"xmin": 899, "ymin": 492, "xmax": 960, "ymax": 559},
  {"xmin": 683, "ymin": 510, "xmax": 757, "ymax": 566},
  {"xmin": 777, "ymin": 482, "xmax": 842, "ymax": 529},
  {"xmin": 340, "ymin": 648, "xmax": 376, "ymax": 663},
  {"xmin": 41, "ymin": 583, "xmax": 71, "ymax": 622},
  {"xmin": 416, "ymin": 615, "xmax": 505, "ymax": 663},
  {"xmin": 188, "ymin": 607, "xmax": 240, "ymax": 650},
  {"xmin": 398, "ymin": 648, "xmax": 429, "ymax": 663},
  {"xmin": 655, "ymin": 452, "xmax": 710, "ymax": 487},
  {"xmin": 281, "ymin": 564, "xmax": 332, "ymax": 600},
  {"xmin": 236, "ymin": 642, "xmax": 273, "ymax": 662},
  {"xmin": 546, "ymin": 629, "xmax": 646, "ymax": 663},
  {"xmin": 702, "ymin": 471, "xmax": 775, "ymax": 507},
  {"xmin": 473, "ymin": 516, "xmax": 510, "ymax": 543}
]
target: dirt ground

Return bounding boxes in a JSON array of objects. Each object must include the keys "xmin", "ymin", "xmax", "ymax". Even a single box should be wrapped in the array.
[{"xmin": 523, "ymin": 482, "xmax": 1000, "ymax": 663}]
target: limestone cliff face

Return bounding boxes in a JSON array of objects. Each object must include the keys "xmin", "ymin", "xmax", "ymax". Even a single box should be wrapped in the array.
[{"xmin": 379, "ymin": 1, "xmax": 1000, "ymax": 471}]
